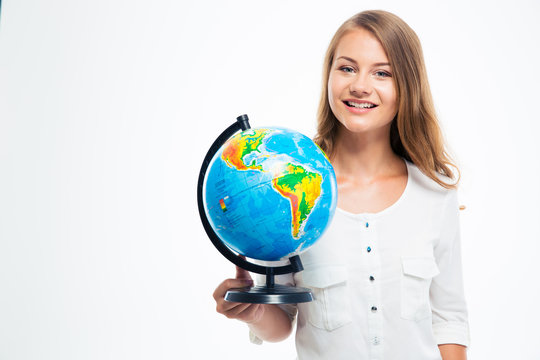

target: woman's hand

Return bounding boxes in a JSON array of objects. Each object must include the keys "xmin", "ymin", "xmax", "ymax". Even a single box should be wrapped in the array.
[
  {"xmin": 213, "ymin": 266, "xmax": 266, "ymax": 324},
  {"xmin": 213, "ymin": 266, "xmax": 294, "ymax": 342}
]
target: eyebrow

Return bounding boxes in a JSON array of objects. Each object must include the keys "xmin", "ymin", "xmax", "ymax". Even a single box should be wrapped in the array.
[{"xmin": 337, "ymin": 56, "xmax": 391, "ymax": 67}]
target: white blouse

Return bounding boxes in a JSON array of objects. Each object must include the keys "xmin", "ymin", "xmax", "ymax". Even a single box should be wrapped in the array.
[{"xmin": 251, "ymin": 159, "xmax": 470, "ymax": 360}]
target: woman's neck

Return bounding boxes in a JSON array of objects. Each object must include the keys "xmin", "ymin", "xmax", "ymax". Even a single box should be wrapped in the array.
[{"xmin": 331, "ymin": 126, "xmax": 404, "ymax": 182}]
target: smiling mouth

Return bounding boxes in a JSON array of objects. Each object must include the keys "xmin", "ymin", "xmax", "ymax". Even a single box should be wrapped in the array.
[{"xmin": 344, "ymin": 101, "xmax": 378, "ymax": 109}]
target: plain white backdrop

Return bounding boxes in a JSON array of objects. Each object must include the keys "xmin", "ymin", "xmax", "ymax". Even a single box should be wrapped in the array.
[{"xmin": 1, "ymin": 0, "xmax": 539, "ymax": 359}]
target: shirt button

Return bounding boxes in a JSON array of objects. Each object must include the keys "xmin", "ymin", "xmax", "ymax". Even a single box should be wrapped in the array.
[
  {"xmin": 367, "ymin": 246, "xmax": 372, "ymax": 252},
  {"xmin": 369, "ymin": 276, "xmax": 375, "ymax": 281},
  {"xmin": 371, "ymin": 306, "xmax": 378, "ymax": 312},
  {"xmin": 373, "ymin": 336, "xmax": 380, "ymax": 345}
]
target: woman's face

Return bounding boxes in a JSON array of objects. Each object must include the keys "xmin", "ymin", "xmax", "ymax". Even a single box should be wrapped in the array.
[{"xmin": 328, "ymin": 28, "xmax": 398, "ymax": 136}]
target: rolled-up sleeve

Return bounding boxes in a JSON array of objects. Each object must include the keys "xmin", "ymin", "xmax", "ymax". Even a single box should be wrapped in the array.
[{"xmin": 430, "ymin": 189, "xmax": 471, "ymax": 347}]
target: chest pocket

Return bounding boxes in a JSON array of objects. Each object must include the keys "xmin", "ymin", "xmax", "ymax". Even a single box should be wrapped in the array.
[
  {"xmin": 400, "ymin": 257, "xmax": 440, "ymax": 321},
  {"xmin": 297, "ymin": 266, "xmax": 352, "ymax": 331}
]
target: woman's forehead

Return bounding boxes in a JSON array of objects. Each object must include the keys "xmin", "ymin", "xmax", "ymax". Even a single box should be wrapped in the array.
[{"xmin": 335, "ymin": 29, "xmax": 390, "ymax": 65}]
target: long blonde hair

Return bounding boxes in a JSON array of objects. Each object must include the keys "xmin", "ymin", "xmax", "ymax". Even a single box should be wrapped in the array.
[{"xmin": 314, "ymin": 10, "xmax": 459, "ymax": 189}]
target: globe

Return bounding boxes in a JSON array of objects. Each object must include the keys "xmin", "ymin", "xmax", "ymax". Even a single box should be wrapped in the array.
[{"xmin": 203, "ymin": 127, "xmax": 337, "ymax": 261}]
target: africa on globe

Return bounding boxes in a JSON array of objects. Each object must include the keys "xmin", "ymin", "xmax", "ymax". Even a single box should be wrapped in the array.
[{"xmin": 203, "ymin": 127, "xmax": 337, "ymax": 261}]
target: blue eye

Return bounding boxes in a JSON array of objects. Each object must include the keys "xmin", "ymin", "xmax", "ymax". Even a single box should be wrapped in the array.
[
  {"xmin": 340, "ymin": 66, "xmax": 355, "ymax": 73},
  {"xmin": 375, "ymin": 71, "xmax": 391, "ymax": 77}
]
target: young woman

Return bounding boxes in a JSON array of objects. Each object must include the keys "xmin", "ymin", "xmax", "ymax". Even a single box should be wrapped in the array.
[{"xmin": 213, "ymin": 10, "xmax": 470, "ymax": 360}]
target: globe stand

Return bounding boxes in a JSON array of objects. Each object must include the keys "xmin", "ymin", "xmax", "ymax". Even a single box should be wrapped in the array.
[
  {"xmin": 197, "ymin": 114, "xmax": 313, "ymax": 304},
  {"xmin": 224, "ymin": 256, "xmax": 313, "ymax": 304}
]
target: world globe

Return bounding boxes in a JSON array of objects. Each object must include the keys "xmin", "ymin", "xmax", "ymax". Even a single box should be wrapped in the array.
[{"xmin": 203, "ymin": 126, "xmax": 337, "ymax": 261}]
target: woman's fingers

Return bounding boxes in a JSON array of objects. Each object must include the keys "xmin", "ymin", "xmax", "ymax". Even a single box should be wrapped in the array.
[
  {"xmin": 223, "ymin": 303, "xmax": 265, "ymax": 323},
  {"xmin": 216, "ymin": 295, "xmax": 260, "ymax": 322},
  {"xmin": 213, "ymin": 265, "xmax": 259, "ymax": 322},
  {"xmin": 236, "ymin": 303, "xmax": 265, "ymax": 323},
  {"xmin": 223, "ymin": 302, "xmax": 252, "ymax": 318},
  {"xmin": 213, "ymin": 277, "xmax": 255, "ymax": 317},
  {"xmin": 213, "ymin": 278, "xmax": 253, "ymax": 301},
  {"xmin": 235, "ymin": 265, "xmax": 252, "ymax": 280}
]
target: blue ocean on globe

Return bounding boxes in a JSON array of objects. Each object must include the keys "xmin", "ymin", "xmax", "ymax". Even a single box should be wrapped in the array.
[{"xmin": 203, "ymin": 127, "xmax": 337, "ymax": 261}]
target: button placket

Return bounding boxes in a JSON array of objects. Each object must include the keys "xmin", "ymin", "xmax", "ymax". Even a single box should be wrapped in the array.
[{"xmin": 364, "ymin": 217, "xmax": 383, "ymax": 356}]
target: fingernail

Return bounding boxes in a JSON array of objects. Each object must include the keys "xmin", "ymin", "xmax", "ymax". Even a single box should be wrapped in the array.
[{"xmin": 242, "ymin": 279, "xmax": 253, "ymax": 285}]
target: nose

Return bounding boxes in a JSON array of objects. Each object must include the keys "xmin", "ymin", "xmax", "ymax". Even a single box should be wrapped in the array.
[{"xmin": 349, "ymin": 73, "xmax": 372, "ymax": 96}]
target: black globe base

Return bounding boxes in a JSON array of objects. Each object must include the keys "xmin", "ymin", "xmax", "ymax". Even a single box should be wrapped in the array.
[{"xmin": 225, "ymin": 284, "xmax": 313, "ymax": 304}]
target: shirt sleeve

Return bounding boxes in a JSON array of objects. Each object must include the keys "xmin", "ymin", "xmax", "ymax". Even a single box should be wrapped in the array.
[
  {"xmin": 247, "ymin": 260, "xmax": 298, "ymax": 345},
  {"xmin": 430, "ymin": 189, "xmax": 471, "ymax": 347}
]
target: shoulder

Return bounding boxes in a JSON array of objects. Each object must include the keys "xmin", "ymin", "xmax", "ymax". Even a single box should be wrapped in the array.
[
  {"xmin": 406, "ymin": 160, "xmax": 456, "ymax": 194},
  {"xmin": 405, "ymin": 160, "xmax": 457, "ymax": 203},
  {"xmin": 405, "ymin": 161, "xmax": 461, "ymax": 233}
]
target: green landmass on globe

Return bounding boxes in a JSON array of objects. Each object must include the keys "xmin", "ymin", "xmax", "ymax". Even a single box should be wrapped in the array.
[{"xmin": 272, "ymin": 164, "xmax": 322, "ymax": 238}]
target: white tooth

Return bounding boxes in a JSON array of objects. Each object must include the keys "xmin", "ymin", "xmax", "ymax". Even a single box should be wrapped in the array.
[
  {"xmin": 347, "ymin": 101, "xmax": 374, "ymax": 108},
  {"xmin": 352, "ymin": 102, "xmax": 372, "ymax": 108}
]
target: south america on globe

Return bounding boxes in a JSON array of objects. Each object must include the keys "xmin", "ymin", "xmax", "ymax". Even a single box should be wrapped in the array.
[{"xmin": 203, "ymin": 127, "xmax": 337, "ymax": 261}]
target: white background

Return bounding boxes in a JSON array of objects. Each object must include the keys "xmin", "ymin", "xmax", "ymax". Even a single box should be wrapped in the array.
[{"xmin": 1, "ymin": 0, "xmax": 539, "ymax": 359}]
